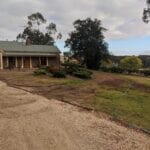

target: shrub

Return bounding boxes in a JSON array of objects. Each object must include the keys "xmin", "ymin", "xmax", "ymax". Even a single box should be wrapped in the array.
[
  {"xmin": 100, "ymin": 67, "xmax": 110, "ymax": 72},
  {"xmin": 37, "ymin": 65, "xmax": 60, "ymax": 74},
  {"xmin": 62, "ymin": 62, "xmax": 93, "ymax": 79},
  {"xmin": 33, "ymin": 68, "xmax": 48, "ymax": 76},
  {"xmin": 79, "ymin": 68, "xmax": 93, "ymax": 75},
  {"xmin": 100, "ymin": 66, "xmax": 124, "ymax": 73},
  {"xmin": 73, "ymin": 71, "xmax": 91, "ymax": 79},
  {"xmin": 110, "ymin": 66, "xmax": 124, "ymax": 73},
  {"xmin": 62, "ymin": 62, "xmax": 83, "ymax": 74},
  {"xmin": 53, "ymin": 71, "xmax": 67, "ymax": 78}
]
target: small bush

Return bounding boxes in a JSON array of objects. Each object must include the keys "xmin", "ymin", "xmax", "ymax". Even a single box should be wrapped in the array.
[
  {"xmin": 62, "ymin": 62, "xmax": 93, "ymax": 78},
  {"xmin": 73, "ymin": 71, "xmax": 91, "ymax": 79},
  {"xmin": 79, "ymin": 68, "xmax": 93, "ymax": 75},
  {"xmin": 53, "ymin": 71, "xmax": 67, "ymax": 78},
  {"xmin": 100, "ymin": 67, "xmax": 110, "ymax": 72},
  {"xmin": 100, "ymin": 66, "xmax": 124, "ymax": 73},
  {"xmin": 62, "ymin": 62, "xmax": 83, "ymax": 74},
  {"xmin": 33, "ymin": 68, "xmax": 48, "ymax": 76},
  {"xmin": 110, "ymin": 66, "xmax": 124, "ymax": 73}
]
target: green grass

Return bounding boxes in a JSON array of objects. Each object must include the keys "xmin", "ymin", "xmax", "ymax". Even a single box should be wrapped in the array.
[
  {"xmin": 62, "ymin": 79, "xmax": 84, "ymax": 86},
  {"xmin": 95, "ymin": 88, "xmax": 150, "ymax": 130}
]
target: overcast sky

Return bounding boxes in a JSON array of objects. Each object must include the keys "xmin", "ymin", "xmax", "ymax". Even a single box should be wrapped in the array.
[{"xmin": 0, "ymin": 0, "xmax": 150, "ymax": 55}]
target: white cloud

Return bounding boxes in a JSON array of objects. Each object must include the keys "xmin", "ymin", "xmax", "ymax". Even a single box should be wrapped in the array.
[{"xmin": 0, "ymin": 0, "xmax": 149, "ymax": 41}]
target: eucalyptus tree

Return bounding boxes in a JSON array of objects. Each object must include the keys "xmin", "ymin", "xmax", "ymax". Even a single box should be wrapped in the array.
[
  {"xmin": 65, "ymin": 18, "xmax": 109, "ymax": 70},
  {"xmin": 17, "ymin": 12, "xmax": 62, "ymax": 45},
  {"xmin": 143, "ymin": 0, "xmax": 150, "ymax": 23}
]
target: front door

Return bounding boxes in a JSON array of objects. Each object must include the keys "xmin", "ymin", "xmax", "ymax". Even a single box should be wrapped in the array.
[
  {"xmin": 24, "ymin": 57, "xmax": 30, "ymax": 68},
  {"xmin": 8, "ymin": 57, "xmax": 16, "ymax": 69}
]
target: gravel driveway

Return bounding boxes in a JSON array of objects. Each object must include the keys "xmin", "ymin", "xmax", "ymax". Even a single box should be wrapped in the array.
[{"xmin": 0, "ymin": 81, "xmax": 149, "ymax": 150}]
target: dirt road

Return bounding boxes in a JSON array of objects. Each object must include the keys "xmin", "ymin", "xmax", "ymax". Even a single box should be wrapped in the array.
[{"xmin": 0, "ymin": 81, "xmax": 149, "ymax": 150}]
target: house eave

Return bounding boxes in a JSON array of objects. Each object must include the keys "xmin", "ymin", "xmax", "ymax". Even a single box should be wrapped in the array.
[{"xmin": 3, "ymin": 53, "xmax": 58, "ymax": 57}]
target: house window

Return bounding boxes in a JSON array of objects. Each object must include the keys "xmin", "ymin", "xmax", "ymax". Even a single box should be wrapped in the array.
[{"xmin": 40, "ymin": 57, "xmax": 47, "ymax": 66}]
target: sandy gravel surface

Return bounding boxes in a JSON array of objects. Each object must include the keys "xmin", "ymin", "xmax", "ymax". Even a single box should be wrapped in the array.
[{"xmin": 0, "ymin": 80, "xmax": 149, "ymax": 150}]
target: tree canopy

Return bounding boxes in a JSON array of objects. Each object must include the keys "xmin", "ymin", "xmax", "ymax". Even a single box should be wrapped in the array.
[
  {"xmin": 17, "ymin": 12, "xmax": 62, "ymax": 45},
  {"xmin": 120, "ymin": 56, "xmax": 143, "ymax": 71},
  {"xmin": 65, "ymin": 18, "xmax": 109, "ymax": 70}
]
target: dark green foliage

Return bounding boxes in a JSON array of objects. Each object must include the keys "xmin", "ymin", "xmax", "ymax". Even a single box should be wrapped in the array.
[
  {"xmin": 33, "ymin": 66, "xmax": 51, "ymax": 76},
  {"xmin": 39, "ymin": 66, "xmax": 50, "ymax": 72},
  {"xmin": 62, "ymin": 62, "xmax": 83, "ymax": 74},
  {"xmin": 100, "ymin": 67, "xmax": 110, "ymax": 72},
  {"xmin": 53, "ymin": 71, "xmax": 66, "ymax": 78},
  {"xmin": 100, "ymin": 66, "xmax": 124, "ymax": 73},
  {"xmin": 40, "ymin": 65, "xmax": 59, "ymax": 74},
  {"xmin": 62, "ymin": 62, "xmax": 92, "ymax": 79},
  {"xmin": 79, "ymin": 68, "xmax": 93, "ymax": 75},
  {"xmin": 65, "ymin": 18, "xmax": 109, "ymax": 70},
  {"xmin": 101, "ymin": 66, "xmax": 139, "ymax": 74},
  {"xmin": 109, "ymin": 67, "xmax": 124, "ymax": 73},
  {"xmin": 17, "ymin": 12, "xmax": 61, "ymax": 45},
  {"xmin": 33, "ymin": 68, "xmax": 48, "ymax": 76},
  {"xmin": 73, "ymin": 71, "xmax": 91, "ymax": 79}
]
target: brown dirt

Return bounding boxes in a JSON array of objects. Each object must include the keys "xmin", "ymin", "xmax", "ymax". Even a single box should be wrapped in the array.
[
  {"xmin": 0, "ymin": 80, "xmax": 150, "ymax": 150},
  {"xmin": 93, "ymin": 72, "xmax": 150, "ymax": 92}
]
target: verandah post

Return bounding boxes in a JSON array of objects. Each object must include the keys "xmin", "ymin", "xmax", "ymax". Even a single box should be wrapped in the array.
[
  {"xmin": 30, "ymin": 56, "xmax": 32, "ymax": 69},
  {"xmin": 0, "ymin": 51, "xmax": 3, "ymax": 70},
  {"xmin": 21, "ymin": 57, "xmax": 24, "ymax": 69}
]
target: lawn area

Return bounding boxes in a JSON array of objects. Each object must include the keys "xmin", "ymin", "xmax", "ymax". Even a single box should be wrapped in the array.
[
  {"xmin": 95, "ymin": 88, "xmax": 150, "ymax": 129},
  {"xmin": 0, "ymin": 71, "xmax": 149, "ymax": 130}
]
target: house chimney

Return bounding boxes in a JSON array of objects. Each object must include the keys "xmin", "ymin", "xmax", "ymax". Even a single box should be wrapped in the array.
[{"xmin": 26, "ymin": 37, "xmax": 32, "ymax": 45}]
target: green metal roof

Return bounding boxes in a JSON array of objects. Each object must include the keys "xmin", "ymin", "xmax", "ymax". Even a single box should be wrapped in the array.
[
  {"xmin": 0, "ymin": 41, "xmax": 60, "ymax": 56},
  {"xmin": 3, "ymin": 52, "xmax": 57, "ymax": 57}
]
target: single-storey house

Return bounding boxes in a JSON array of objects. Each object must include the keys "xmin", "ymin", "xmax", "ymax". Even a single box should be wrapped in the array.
[{"xmin": 0, "ymin": 41, "xmax": 61, "ymax": 70}]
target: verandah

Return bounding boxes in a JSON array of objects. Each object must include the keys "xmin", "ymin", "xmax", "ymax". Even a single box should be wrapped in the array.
[{"xmin": 1, "ymin": 56, "xmax": 49, "ymax": 69}]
